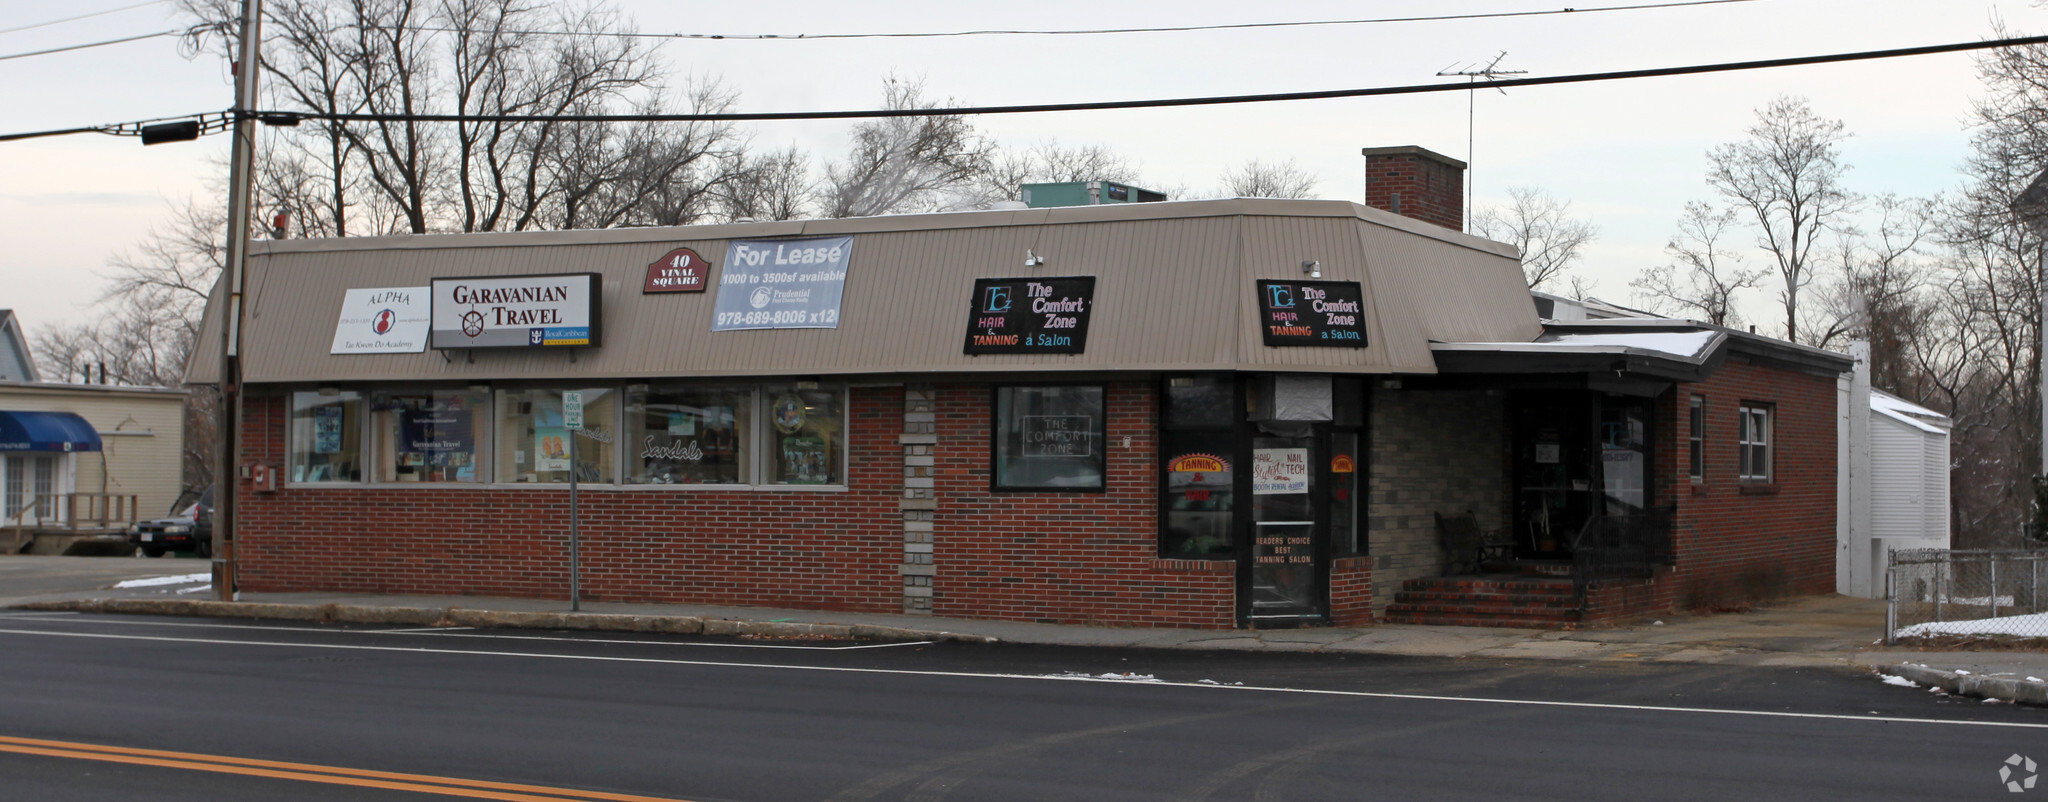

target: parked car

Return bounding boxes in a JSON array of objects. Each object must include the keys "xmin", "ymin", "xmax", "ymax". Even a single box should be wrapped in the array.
[{"xmin": 130, "ymin": 486, "xmax": 212, "ymax": 558}]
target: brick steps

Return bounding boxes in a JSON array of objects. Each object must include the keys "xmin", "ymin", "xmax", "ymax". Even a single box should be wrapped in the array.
[{"xmin": 1384, "ymin": 575, "xmax": 1582, "ymax": 629}]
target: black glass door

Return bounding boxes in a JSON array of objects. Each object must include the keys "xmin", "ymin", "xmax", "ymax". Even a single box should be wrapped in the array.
[{"xmin": 1247, "ymin": 434, "xmax": 1323, "ymax": 623}]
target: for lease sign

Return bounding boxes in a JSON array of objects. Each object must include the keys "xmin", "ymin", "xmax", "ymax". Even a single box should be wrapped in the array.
[{"xmin": 430, "ymin": 273, "xmax": 602, "ymax": 350}]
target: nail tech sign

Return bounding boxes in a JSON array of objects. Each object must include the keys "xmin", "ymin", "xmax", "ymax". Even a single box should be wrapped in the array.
[{"xmin": 429, "ymin": 273, "xmax": 603, "ymax": 350}]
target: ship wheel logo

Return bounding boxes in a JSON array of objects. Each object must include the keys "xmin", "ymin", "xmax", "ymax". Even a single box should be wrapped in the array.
[{"xmin": 460, "ymin": 310, "xmax": 486, "ymax": 338}]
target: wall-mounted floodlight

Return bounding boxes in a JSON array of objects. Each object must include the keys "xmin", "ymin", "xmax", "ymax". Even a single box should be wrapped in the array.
[
  {"xmin": 1302, "ymin": 260, "xmax": 1321, "ymax": 278},
  {"xmin": 1025, "ymin": 249, "xmax": 1047, "ymax": 268},
  {"xmin": 140, "ymin": 120, "xmax": 200, "ymax": 146}
]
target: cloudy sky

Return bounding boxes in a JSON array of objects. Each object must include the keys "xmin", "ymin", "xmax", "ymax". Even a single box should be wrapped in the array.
[{"xmin": 0, "ymin": 0, "xmax": 2041, "ymax": 338}]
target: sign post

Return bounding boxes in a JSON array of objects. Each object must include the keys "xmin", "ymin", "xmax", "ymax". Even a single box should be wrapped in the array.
[{"xmin": 563, "ymin": 390, "xmax": 584, "ymax": 612}]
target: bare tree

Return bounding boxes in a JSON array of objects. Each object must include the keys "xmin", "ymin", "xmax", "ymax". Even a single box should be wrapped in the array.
[
  {"xmin": 718, "ymin": 145, "xmax": 817, "ymax": 222},
  {"xmin": 1469, "ymin": 186, "xmax": 1598, "ymax": 291},
  {"xmin": 1217, "ymin": 158, "xmax": 1320, "ymax": 199},
  {"xmin": 1631, "ymin": 202, "xmax": 1766, "ymax": 326},
  {"xmin": 824, "ymin": 77, "xmax": 993, "ymax": 218},
  {"xmin": 1706, "ymin": 96, "xmax": 1857, "ymax": 342}
]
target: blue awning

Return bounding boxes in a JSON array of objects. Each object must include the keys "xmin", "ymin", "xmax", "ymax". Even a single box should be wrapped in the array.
[{"xmin": 0, "ymin": 411, "xmax": 102, "ymax": 452}]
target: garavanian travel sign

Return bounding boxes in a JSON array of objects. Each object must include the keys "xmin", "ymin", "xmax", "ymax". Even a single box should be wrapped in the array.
[{"xmin": 430, "ymin": 273, "xmax": 603, "ymax": 350}]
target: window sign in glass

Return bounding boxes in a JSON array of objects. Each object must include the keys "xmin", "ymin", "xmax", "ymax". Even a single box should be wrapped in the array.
[
  {"xmin": 1162, "ymin": 433, "xmax": 1233, "ymax": 557},
  {"xmin": 496, "ymin": 388, "xmax": 617, "ymax": 484},
  {"xmin": 627, "ymin": 386, "xmax": 751, "ymax": 485},
  {"xmin": 290, "ymin": 390, "xmax": 362, "ymax": 483},
  {"xmin": 763, "ymin": 386, "xmax": 844, "ymax": 486},
  {"xmin": 371, "ymin": 390, "xmax": 488, "ymax": 483},
  {"xmin": 994, "ymin": 386, "xmax": 1105, "ymax": 490}
]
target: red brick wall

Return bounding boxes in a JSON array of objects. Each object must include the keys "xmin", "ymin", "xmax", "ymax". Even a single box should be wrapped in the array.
[
  {"xmin": 1626, "ymin": 357, "xmax": 1839, "ymax": 616},
  {"xmin": 1363, "ymin": 152, "xmax": 1464, "ymax": 231},
  {"xmin": 930, "ymin": 382, "xmax": 1235, "ymax": 628},
  {"xmin": 231, "ymin": 387, "xmax": 905, "ymax": 612},
  {"xmin": 1329, "ymin": 556, "xmax": 1375, "ymax": 626},
  {"xmin": 231, "ymin": 380, "xmax": 1246, "ymax": 629}
]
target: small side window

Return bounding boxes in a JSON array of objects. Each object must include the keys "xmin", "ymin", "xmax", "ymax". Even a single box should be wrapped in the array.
[
  {"xmin": 1737, "ymin": 404, "xmax": 1772, "ymax": 482},
  {"xmin": 1688, "ymin": 395, "xmax": 1705, "ymax": 482}
]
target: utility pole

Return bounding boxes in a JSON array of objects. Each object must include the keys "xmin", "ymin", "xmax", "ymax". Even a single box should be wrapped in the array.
[
  {"xmin": 213, "ymin": 0, "xmax": 262, "ymax": 601},
  {"xmin": 1437, "ymin": 52, "xmax": 1525, "ymax": 230}
]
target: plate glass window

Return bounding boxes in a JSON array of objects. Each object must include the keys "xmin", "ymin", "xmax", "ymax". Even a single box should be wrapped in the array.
[
  {"xmin": 994, "ymin": 386, "xmax": 1105, "ymax": 490},
  {"xmin": 495, "ymin": 388, "xmax": 618, "ymax": 484},
  {"xmin": 370, "ymin": 390, "xmax": 489, "ymax": 483},
  {"xmin": 1688, "ymin": 396, "xmax": 1705, "ymax": 482},
  {"xmin": 1737, "ymin": 404, "xmax": 1771, "ymax": 481},
  {"xmin": 762, "ymin": 385, "xmax": 844, "ymax": 486},
  {"xmin": 627, "ymin": 386, "xmax": 751, "ymax": 485},
  {"xmin": 290, "ymin": 390, "xmax": 363, "ymax": 482}
]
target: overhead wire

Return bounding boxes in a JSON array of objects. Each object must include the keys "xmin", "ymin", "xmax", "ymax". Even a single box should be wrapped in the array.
[
  {"xmin": 373, "ymin": 0, "xmax": 1762, "ymax": 42},
  {"xmin": 4, "ymin": 33, "xmax": 2044, "ymax": 141},
  {"xmin": 0, "ymin": 0, "xmax": 173, "ymax": 37},
  {"xmin": 0, "ymin": 28, "xmax": 186, "ymax": 62}
]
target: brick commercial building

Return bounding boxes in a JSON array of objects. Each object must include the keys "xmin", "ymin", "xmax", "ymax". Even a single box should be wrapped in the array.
[{"xmin": 189, "ymin": 150, "xmax": 1850, "ymax": 629}]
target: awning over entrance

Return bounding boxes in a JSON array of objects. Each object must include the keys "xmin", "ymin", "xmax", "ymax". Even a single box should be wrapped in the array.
[{"xmin": 0, "ymin": 410, "xmax": 102, "ymax": 452}]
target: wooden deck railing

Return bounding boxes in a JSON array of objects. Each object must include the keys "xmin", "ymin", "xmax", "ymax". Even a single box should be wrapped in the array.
[{"xmin": 7, "ymin": 493, "xmax": 141, "ymax": 552}]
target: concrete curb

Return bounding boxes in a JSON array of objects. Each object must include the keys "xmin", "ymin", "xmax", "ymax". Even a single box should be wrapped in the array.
[
  {"xmin": 1880, "ymin": 663, "xmax": 2048, "ymax": 706},
  {"xmin": 11, "ymin": 598, "xmax": 998, "ymax": 644}
]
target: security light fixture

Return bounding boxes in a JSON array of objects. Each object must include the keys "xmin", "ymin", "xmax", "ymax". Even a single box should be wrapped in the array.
[
  {"xmin": 1302, "ymin": 260, "xmax": 1321, "ymax": 278},
  {"xmin": 1025, "ymin": 249, "xmax": 1046, "ymax": 268}
]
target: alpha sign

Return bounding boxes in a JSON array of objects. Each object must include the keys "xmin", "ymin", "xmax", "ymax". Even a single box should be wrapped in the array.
[
  {"xmin": 331, "ymin": 287, "xmax": 430, "ymax": 354},
  {"xmin": 430, "ymin": 273, "xmax": 602, "ymax": 350}
]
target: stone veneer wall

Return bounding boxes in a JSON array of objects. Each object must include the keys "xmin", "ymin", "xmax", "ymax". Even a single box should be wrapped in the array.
[{"xmin": 1367, "ymin": 387, "xmax": 1509, "ymax": 614}]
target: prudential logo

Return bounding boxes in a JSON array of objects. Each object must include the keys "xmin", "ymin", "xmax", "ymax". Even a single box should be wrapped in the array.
[{"xmin": 2004, "ymin": 754, "xmax": 2038, "ymax": 793}]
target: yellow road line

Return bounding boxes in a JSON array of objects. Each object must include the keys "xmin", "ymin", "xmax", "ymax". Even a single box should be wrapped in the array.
[{"xmin": 0, "ymin": 735, "xmax": 694, "ymax": 802}]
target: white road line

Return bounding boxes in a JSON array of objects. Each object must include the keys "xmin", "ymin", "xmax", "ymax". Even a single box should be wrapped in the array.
[
  {"xmin": 0, "ymin": 611, "xmax": 77, "ymax": 617},
  {"xmin": 0, "ymin": 624, "xmax": 2041, "ymax": 731},
  {"xmin": 0, "ymin": 615, "xmax": 929, "ymax": 651}
]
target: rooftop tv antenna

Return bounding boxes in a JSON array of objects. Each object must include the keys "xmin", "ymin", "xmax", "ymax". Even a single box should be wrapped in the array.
[{"xmin": 1438, "ymin": 52, "xmax": 1526, "ymax": 229}]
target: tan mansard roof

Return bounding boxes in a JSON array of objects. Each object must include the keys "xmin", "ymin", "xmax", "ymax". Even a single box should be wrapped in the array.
[{"xmin": 189, "ymin": 198, "xmax": 1540, "ymax": 384}]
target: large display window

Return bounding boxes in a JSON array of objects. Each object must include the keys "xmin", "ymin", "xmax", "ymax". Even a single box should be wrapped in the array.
[
  {"xmin": 495, "ymin": 388, "xmax": 618, "ymax": 484},
  {"xmin": 993, "ymin": 385, "xmax": 1105, "ymax": 491},
  {"xmin": 627, "ymin": 385, "xmax": 752, "ymax": 485},
  {"xmin": 762, "ymin": 386, "xmax": 844, "ymax": 486},
  {"xmin": 289, "ymin": 390, "xmax": 363, "ymax": 483},
  {"xmin": 369, "ymin": 390, "xmax": 489, "ymax": 483}
]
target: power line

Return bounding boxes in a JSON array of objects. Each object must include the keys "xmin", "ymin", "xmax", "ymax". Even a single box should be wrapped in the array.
[
  {"xmin": 0, "ymin": 29, "xmax": 184, "ymax": 62},
  {"xmin": 5, "ymin": 33, "xmax": 2044, "ymax": 141},
  {"xmin": 381, "ymin": 0, "xmax": 1762, "ymax": 42},
  {"xmin": 0, "ymin": 0, "xmax": 174, "ymax": 37}
]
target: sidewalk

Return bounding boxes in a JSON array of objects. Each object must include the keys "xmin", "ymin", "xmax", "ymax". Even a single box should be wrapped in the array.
[{"xmin": 7, "ymin": 555, "xmax": 2046, "ymax": 703}]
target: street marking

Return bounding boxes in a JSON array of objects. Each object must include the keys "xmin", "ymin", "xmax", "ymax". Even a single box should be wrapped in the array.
[
  {"xmin": 0, "ymin": 615, "xmax": 929, "ymax": 650},
  {"xmin": 0, "ymin": 734, "xmax": 693, "ymax": 802},
  {"xmin": 2, "ymin": 625, "xmax": 2043, "ymax": 731},
  {"xmin": 0, "ymin": 611, "xmax": 76, "ymax": 617}
]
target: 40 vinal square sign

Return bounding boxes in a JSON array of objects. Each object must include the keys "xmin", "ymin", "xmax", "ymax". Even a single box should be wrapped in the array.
[{"xmin": 430, "ymin": 273, "xmax": 603, "ymax": 350}]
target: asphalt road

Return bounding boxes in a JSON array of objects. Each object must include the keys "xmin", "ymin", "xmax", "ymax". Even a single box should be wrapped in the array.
[{"xmin": 2, "ymin": 612, "xmax": 2043, "ymax": 801}]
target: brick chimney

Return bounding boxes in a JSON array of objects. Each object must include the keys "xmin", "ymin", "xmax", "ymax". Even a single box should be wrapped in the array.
[{"xmin": 1360, "ymin": 146, "xmax": 1466, "ymax": 231}]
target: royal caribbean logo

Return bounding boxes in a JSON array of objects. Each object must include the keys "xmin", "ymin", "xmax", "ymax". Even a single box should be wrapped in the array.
[{"xmin": 2004, "ymin": 754, "xmax": 2038, "ymax": 793}]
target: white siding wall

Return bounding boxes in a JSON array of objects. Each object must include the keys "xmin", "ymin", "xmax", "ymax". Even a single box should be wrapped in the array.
[
  {"xmin": 1923, "ymin": 428, "xmax": 1951, "ymax": 547},
  {"xmin": 1870, "ymin": 417, "xmax": 1925, "ymax": 541},
  {"xmin": 0, "ymin": 389, "xmax": 187, "ymax": 518}
]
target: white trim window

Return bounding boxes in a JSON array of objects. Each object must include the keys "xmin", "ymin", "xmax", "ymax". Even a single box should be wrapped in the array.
[{"xmin": 1737, "ymin": 404, "xmax": 1772, "ymax": 481}]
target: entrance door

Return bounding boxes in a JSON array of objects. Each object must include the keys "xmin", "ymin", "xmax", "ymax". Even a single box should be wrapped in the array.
[{"xmin": 1246, "ymin": 434, "xmax": 1324, "ymax": 624}]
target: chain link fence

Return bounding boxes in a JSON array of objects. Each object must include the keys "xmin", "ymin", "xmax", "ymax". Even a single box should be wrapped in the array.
[{"xmin": 1886, "ymin": 548, "xmax": 2048, "ymax": 644}]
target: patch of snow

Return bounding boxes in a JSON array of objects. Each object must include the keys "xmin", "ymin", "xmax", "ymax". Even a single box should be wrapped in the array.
[
  {"xmin": 1880, "ymin": 674, "xmax": 1919, "ymax": 688},
  {"xmin": 1897, "ymin": 610, "xmax": 2048, "ymax": 639},
  {"xmin": 174, "ymin": 584, "xmax": 212, "ymax": 595},
  {"xmin": 1956, "ymin": 670, "xmax": 1971, "ymax": 675},
  {"xmin": 112, "ymin": 572, "xmax": 210, "ymax": 589},
  {"xmin": 2029, "ymin": 677, "xmax": 2042, "ymax": 683}
]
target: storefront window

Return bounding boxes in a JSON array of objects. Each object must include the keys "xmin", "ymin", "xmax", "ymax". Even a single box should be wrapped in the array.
[
  {"xmin": 1165, "ymin": 375, "xmax": 1234, "ymax": 428},
  {"xmin": 370, "ymin": 390, "xmax": 488, "ymax": 483},
  {"xmin": 1162, "ymin": 431, "xmax": 1232, "ymax": 556},
  {"xmin": 289, "ymin": 391, "xmax": 363, "ymax": 483},
  {"xmin": 495, "ymin": 388, "xmax": 618, "ymax": 484},
  {"xmin": 994, "ymin": 385, "xmax": 1105, "ymax": 491},
  {"xmin": 763, "ymin": 385, "xmax": 844, "ymax": 485},
  {"xmin": 627, "ymin": 386, "xmax": 751, "ymax": 485}
]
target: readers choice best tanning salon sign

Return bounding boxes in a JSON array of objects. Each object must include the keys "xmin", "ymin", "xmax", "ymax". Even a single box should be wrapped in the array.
[{"xmin": 430, "ymin": 273, "xmax": 602, "ymax": 349}]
